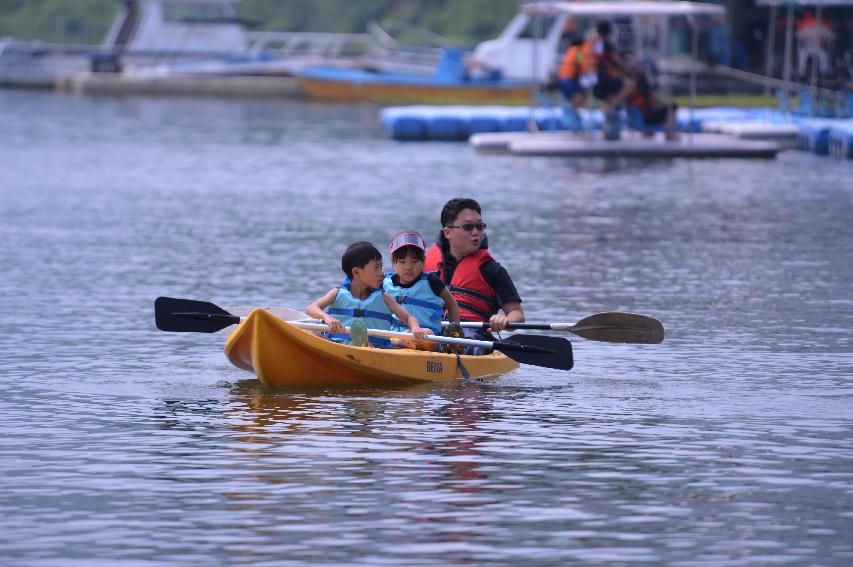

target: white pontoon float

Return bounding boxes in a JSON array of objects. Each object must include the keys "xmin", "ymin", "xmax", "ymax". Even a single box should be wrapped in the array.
[
  {"xmin": 475, "ymin": 131, "xmax": 779, "ymax": 158},
  {"xmin": 469, "ymin": 1, "xmax": 782, "ymax": 159}
]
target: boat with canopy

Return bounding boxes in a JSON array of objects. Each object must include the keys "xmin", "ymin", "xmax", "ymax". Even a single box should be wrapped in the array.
[
  {"xmin": 467, "ymin": 1, "xmax": 782, "ymax": 159},
  {"xmin": 293, "ymin": 0, "xmax": 728, "ymax": 104}
]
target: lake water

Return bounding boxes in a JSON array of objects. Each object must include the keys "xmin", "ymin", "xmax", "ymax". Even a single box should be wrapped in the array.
[{"xmin": 1, "ymin": 89, "xmax": 852, "ymax": 566}]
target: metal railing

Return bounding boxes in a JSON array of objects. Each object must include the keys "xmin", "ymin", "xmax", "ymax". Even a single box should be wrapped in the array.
[{"xmin": 245, "ymin": 31, "xmax": 371, "ymax": 58}]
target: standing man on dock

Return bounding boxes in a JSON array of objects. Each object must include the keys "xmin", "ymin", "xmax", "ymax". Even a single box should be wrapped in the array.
[
  {"xmin": 424, "ymin": 198, "xmax": 524, "ymax": 343},
  {"xmin": 591, "ymin": 20, "xmax": 636, "ymax": 139},
  {"xmin": 591, "ymin": 20, "xmax": 636, "ymax": 113}
]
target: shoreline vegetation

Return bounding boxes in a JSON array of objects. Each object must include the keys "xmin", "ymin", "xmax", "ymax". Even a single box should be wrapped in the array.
[{"xmin": 0, "ymin": 0, "xmax": 520, "ymax": 45}]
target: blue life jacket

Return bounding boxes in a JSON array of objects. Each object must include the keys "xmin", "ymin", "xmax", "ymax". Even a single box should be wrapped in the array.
[
  {"xmin": 325, "ymin": 278, "xmax": 393, "ymax": 348},
  {"xmin": 383, "ymin": 272, "xmax": 445, "ymax": 334}
]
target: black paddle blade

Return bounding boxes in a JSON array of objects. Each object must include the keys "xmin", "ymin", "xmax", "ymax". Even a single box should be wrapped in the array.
[
  {"xmin": 154, "ymin": 297, "xmax": 240, "ymax": 333},
  {"xmin": 571, "ymin": 312, "xmax": 665, "ymax": 344},
  {"xmin": 496, "ymin": 334, "xmax": 573, "ymax": 371}
]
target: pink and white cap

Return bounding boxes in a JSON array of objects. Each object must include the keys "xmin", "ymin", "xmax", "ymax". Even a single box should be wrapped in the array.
[{"xmin": 389, "ymin": 231, "xmax": 426, "ymax": 254}]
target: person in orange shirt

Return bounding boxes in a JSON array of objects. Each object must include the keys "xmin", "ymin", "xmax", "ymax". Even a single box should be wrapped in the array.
[{"xmin": 557, "ymin": 35, "xmax": 590, "ymax": 106}]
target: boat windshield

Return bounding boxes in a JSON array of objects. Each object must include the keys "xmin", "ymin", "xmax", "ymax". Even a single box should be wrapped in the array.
[{"xmin": 517, "ymin": 16, "xmax": 558, "ymax": 39}]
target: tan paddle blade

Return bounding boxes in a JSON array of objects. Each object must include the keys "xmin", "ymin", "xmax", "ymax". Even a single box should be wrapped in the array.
[{"xmin": 567, "ymin": 312, "xmax": 664, "ymax": 344}]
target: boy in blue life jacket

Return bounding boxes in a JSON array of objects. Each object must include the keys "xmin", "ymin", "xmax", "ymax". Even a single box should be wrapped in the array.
[
  {"xmin": 306, "ymin": 241, "xmax": 428, "ymax": 348},
  {"xmin": 383, "ymin": 232, "xmax": 461, "ymax": 350}
]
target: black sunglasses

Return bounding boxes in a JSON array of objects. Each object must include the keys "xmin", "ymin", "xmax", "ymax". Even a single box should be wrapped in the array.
[{"xmin": 446, "ymin": 222, "xmax": 487, "ymax": 232}]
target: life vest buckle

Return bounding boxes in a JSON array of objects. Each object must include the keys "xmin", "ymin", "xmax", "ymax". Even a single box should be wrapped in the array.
[{"xmin": 353, "ymin": 308, "xmax": 365, "ymax": 318}]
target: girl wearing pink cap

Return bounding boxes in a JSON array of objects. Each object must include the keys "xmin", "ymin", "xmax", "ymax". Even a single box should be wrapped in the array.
[{"xmin": 383, "ymin": 231, "xmax": 461, "ymax": 350}]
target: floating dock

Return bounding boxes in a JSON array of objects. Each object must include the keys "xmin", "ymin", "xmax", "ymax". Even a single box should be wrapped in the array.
[
  {"xmin": 796, "ymin": 119, "xmax": 853, "ymax": 157},
  {"xmin": 379, "ymin": 105, "xmax": 799, "ymax": 142},
  {"xmin": 828, "ymin": 123, "xmax": 853, "ymax": 159},
  {"xmin": 382, "ymin": 104, "xmax": 850, "ymax": 160},
  {"xmin": 700, "ymin": 121, "xmax": 801, "ymax": 148},
  {"xmin": 379, "ymin": 105, "xmax": 601, "ymax": 141},
  {"xmin": 470, "ymin": 131, "xmax": 781, "ymax": 159}
]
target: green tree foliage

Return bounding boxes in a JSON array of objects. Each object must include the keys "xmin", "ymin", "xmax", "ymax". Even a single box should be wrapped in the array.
[
  {"xmin": 236, "ymin": 0, "xmax": 519, "ymax": 43},
  {"xmin": 0, "ymin": 0, "xmax": 117, "ymax": 44},
  {"xmin": 0, "ymin": 0, "xmax": 519, "ymax": 44}
]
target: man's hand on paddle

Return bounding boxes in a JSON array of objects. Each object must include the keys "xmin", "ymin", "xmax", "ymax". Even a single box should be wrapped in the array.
[
  {"xmin": 488, "ymin": 302, "xmax": 524, "ymax": 332},
  {"xmin": 489, "ymin": 314, "xmax": 511, "ymax": 332}
]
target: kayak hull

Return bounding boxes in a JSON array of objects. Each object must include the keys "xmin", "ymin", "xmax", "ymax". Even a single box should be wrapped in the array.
[{"xmin": 224, "ymin": 309, "xmax": 519, "ymax": 388}]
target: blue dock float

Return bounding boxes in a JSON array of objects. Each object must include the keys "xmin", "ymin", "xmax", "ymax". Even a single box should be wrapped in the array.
[
  {"xmin": 797, "ymin": 120, "xmax": 838, "ymax": 156},
  {"xmin": 380, "ymin": 105, "xmax": 603, "ymax": 141},
  {"xmin": 380, "ymin": 105, "xmax": 799, "ymax": 142},
  {"xmin": 381, "ymin": 106, "xmax": 852, "ymax": 160},
  {"xmin": 828, "ymin": 122, "xmax": 853, "ymax": 159}
]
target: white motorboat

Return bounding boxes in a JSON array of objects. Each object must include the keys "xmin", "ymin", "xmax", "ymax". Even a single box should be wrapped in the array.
[
  {"xmin": 471, "ymin": 0, "xmax": 726, "ymax": 84},
  {"xmin": 0, "ymin": 0, "xmax": 368, "ymax": 86}
]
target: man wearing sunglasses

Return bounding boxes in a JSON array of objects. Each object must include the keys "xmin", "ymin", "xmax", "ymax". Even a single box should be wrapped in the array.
[{"xmin": 424, "ymin": 198, "xmax": 524, "ymax": 345}]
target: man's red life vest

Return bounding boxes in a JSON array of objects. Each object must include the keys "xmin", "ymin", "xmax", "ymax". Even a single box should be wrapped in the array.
[{"xmin": 424, "ymin": 245, "xmax": 499, "ymax": 322}]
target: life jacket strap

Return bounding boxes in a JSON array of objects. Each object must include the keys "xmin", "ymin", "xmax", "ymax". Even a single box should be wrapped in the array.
[
  {"xmin": 456, "ymin": 300, "xmax": 494, "ymax": 321},
  {"xmin": 395, "ymin": 295, "xmax": 444, "ymax": 313},
  {"xmin": 450, "ymin": 285, "xmax": 499, "ymax": 310},
  {"xmin": 327, "ymin": 307, "xmax": 393, "ymax": 323}
]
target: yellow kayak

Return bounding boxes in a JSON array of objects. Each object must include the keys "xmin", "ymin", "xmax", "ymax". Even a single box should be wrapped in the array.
[{"xmin": 224, "ymin": 308, "xmax": 519, "ymax": 388}]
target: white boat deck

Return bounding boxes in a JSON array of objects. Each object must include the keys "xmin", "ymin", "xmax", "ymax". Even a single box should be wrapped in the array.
[{"xmin": 470, "ymin": 131, "xmax": 781, "ymax": 159}]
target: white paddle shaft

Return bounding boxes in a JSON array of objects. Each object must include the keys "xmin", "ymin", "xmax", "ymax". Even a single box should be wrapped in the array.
[{"xmin": 288, "ymin": 321, "xmax": 495, "ymax": 349}]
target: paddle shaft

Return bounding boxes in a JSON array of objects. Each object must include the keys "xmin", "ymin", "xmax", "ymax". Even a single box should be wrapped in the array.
[
  {"xmin": 445, "ymin": 321, "xmax": 569, "ymax": 331},
  {"xmin": 445, "ymin": 322, "xmax": 637, "ymax": 332},
  {"xmin": 288, "ymin": 321, "xmax": 550, "ymax": 354},
  {"xmin": 440, "ymin": 312, "xmax": 665, "ymax": 344}
]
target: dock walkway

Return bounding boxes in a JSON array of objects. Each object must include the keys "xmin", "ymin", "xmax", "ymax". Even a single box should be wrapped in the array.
[{"xmin": 470, "ymin": 131, "xmax": 781, "ymax": 159}]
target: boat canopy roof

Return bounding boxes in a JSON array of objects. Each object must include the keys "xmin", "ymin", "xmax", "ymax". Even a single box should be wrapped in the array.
[
  {"xmin": 755, "ymin": 0, "xmax": 853, "ymax": 5},
  {"xmin": 522, "ymin": 1, "xmax": 725, "ymax": 17},
  {"xmin": 148, "ymin": 0, "xmax": 240, "ymax": 3}
]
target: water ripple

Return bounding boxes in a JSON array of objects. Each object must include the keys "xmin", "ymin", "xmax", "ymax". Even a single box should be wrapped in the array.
[{"xmin": 1, "ymin": 91, "xmax": 852, "ymax": 566}]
